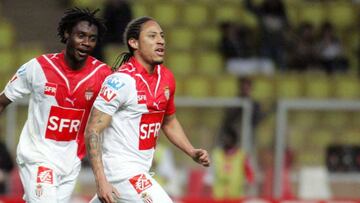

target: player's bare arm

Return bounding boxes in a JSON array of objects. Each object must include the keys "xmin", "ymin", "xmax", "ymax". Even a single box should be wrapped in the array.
[
  {"xmin": 85, "ymin": 108, "xmax": 120, "ymax": 203},
  {"xmin": 0, "ymin": 93, "xmax": 12, "ymax": 114},
  {"xmin": 162, "ymin": 114, "xmax": 210, "ymax": 167}
]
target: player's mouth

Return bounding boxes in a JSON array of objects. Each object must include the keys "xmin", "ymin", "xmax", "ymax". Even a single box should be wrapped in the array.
[
  {"xmin": 155, "ymin": 48, "xmax": 165, "ymax": 56},
  {"xmin": 76, "ymin": 49, "xmax": 89, "ymax": 58}
]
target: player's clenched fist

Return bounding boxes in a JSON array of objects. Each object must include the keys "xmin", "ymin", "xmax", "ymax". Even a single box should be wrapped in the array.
[{"xmin": 191, "ymin": 148, "xmax": 210, "ymax": 167}]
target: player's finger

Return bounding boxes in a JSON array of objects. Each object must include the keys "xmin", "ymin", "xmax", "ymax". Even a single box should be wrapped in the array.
[
  {"xmin": 201, "ymin": 156, "xmax": 210, "ymax": 166},
  {"xmin": 107, "ymin": 193, "xmax": 114, "ymax": 203},
  {"xmin": 99, "ymin": 196, "xmax": 107, "ymax": 203},
  {"xmin": 202, "ymin": 161, "xmax": 210, "ymax": 167},
  {"xmin": 199, "ymin": 151, "xmax": 207, "ymax": 158},
  {"xmin": 112, "ymin": 186, "xmax": 121, "ymax": 198},
  {"xmin": 199, "ymin": 151, "xmax": 208, "ymax": 160},
  {"xmin": 195, "ymin": 149, "xmax": 203, "ymax": 156}
]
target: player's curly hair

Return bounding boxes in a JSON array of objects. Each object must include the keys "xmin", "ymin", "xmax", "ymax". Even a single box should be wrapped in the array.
[
  {"xmin": 112, "ymin": 16, "xmax": 154, "ymax": 71},
  {"xmin": 57, "ymin": 7, "xmax": 106, "ymax": 44}
]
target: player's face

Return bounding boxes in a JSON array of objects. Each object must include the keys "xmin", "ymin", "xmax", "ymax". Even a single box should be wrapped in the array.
[
  {"xmin": 65, "ymin": 21, "xmax": 98, "ymax": 64},
  {"xmin": 136, "ymin": 20, "xmax": 165, "ymax": 67}
]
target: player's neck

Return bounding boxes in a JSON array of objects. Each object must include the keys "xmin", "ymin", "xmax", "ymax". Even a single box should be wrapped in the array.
[
  {"xmin": 134, "ymin": 55, "xmax": 155, "ymax": 74},
  {"xmin": 64, "ymin": 52, "xmax": 86, "ymax": 71}
]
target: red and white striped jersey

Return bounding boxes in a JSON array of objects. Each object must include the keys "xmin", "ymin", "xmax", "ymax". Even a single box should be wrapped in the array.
[
  {"xmin": 4, "ymin": 52, "xmax": 112, "ymax": 175},
  {"xmin": 93, "ymin": 57, "xmax": 176, "ymax": 181}
]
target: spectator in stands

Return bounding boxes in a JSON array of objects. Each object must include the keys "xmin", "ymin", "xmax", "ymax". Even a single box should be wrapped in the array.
[
  {"xmin": 245, "ymin": 0, "xmax": 289, "ymax": 71},
  {"xmin": 316, "ymin": 21, "xmax": 349, "ymax": 74},
  {"xmin": 220, "ymin": 22, "xmax": 276, "ymax": 75},
  {"xmin": 93, "ymin": 0, "xmax": 132, "ymax": 61},
  {"xmin": 221, "ymin": 77, "xmax": 264, "ymax": 146},
  {"xmin": 219, "ymin": 22, "xmax": 254, "ymax": 59},
  {"xmin": 0, "ymin": 128, "xmax": 14, "ymax": 194},
  {"xmin": 287, "ymin": 22, "xmax": 320, "ymax": 71},
  {"xmin": 204, "ymin": 127, "xmax": 254, "ymax": 199}
]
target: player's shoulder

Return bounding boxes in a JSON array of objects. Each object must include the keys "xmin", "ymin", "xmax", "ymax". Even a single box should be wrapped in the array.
[
  {"xmin": 37, "ymin": 52, "xmax": 60, "ymax": 61},
  {"xmin": 21, "ymin": 54, "xmax": 44, "ymax": 70},
  {"xmin": 88, "ymin": 56, "xmax": 112, "ymax": 71},
  {"xmin": 103, "ymin": 72, "xmax": 135, "ymax": 90},
  {"xmin": 159, "ymin": 64, "xmax": 175, "ymax": 80},
  {"xmin": 115, "ymin": 62, "xmax": 137, "ymax": 76},
  {"xmin": 35, "ymin": 52, "xmax": 61, "ymax": 68},
  {"xmin": 81, "ymin": 56, "xmax": 113, "ymax": 79},
  {"xmin": 38, "ymin": 53, "xmax": 53, "ymax": 59}
]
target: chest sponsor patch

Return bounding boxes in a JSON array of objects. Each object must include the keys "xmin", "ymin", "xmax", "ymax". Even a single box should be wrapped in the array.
[
  {"xmin": 139, "ymin": 111, "xmax": 164, "ymax": 150},
  {"xmin": 45, "ymin": 106, "xmax": 85, "ymax": 141},
  {"xmin": 44, "ymin": 82, "xmax": 57, "ymax": 96},
  {"xmin": 99, "ymin": 86, "xmax": 117, "ymax": 103},
  {"xmin": 37, "ymin": 166, "xmax": 53, "ymax": 184},
  {"xmin": 129, "ymin": 174, "xmax": 152, "ymax": 194}
]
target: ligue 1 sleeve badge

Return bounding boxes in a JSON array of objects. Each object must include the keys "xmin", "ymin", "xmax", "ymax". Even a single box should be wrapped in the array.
[
  {"xmin": 85, "ymin": 88, "xmax": 94, "ymax": 101},
  {"xmin": 164, "ymin": 86, "xmax": 170, "ymax": 100}
]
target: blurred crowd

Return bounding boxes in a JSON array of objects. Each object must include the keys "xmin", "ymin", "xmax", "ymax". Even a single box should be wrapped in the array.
[{"xmin": 221, "ymin": 0, "xmax": 356, "ymax": 76}]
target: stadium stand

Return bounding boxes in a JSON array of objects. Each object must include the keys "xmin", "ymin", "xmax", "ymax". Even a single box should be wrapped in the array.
[{"xmin": 0, "ymin": 0, "xmax": 359, "ymax": 201}]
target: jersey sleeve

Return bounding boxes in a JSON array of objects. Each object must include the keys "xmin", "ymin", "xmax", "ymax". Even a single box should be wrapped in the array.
[
  {"xmin": 165, "ymin": 72, "xmax": 176, "ymax": 116},
  {"xmin": 93, "ymin": 73, "xmax": 133, "ymax": 116},
  {"xmin": 3, "ymin": 59, "xmax": 36, "ymax": 101}
]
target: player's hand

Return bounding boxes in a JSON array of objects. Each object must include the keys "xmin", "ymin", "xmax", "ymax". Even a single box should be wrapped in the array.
[
  {"xmin": 191, "ymin": 148, "xmax": 210, "ymax": 167},
  {"xmin": 97, "ymin": 180, "xmax": 120, "ymax": 203}
]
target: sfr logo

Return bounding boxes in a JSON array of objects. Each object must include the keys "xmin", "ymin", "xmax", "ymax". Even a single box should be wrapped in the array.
[
  {"xmin": 138, "ymin": 112, "xmax": 164, "ymax": 150},
  {"xmin": 140, "ymin": 123, "xmax": 161, "ymax": 140},
  {"xmin": 137, "ymin": 91, "xmax": 146, "ymax": 104},
  {"xmin": 44, "ymin": 82, "xmax": 57, "ymax": 96},
  {"xmin": 47, "ymin": 117, "xmax": 81, "ymax": 133},
  {"xmin": 45, "ymin": 106, "xmax": 85, "ymax": 141}
]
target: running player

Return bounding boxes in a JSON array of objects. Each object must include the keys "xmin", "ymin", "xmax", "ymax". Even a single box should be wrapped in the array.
[
  {"xmin": 0, "ymin": 8, "xmax": 111, "ymax": 202},
  {"xmin": 85, "ymin": 16, "xmax": 210, "ymax": 203}
]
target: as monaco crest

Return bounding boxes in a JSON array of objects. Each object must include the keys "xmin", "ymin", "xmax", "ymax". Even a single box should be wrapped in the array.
[
  {"xmin": 85, "ymin": 88, "xmax": 94, "ymax": 101},
  {"xmin": 164, "ymin": 86, "xmax": 170, "ymax": 100}
]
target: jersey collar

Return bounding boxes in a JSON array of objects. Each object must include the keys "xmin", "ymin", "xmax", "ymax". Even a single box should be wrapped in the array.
[
  {"xmin": 130, "ymin": 57, "xmax": 159, "ymax": 76},
  {"xmin": 58, "ymin": 50, "xmax": 92, "ymax": 72}
]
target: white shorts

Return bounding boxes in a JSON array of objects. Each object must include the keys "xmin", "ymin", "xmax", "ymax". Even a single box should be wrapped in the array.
[
  {"xmin": 90, "ymin": 173, "xmax": 173, "ymax": 203},
  {"xmin": 18, "ymin": 161, "xmax": 81, "ymax": 203}
]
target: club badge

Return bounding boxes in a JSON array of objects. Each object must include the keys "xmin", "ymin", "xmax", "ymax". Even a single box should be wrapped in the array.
[
  {"xmin": 85, "ymin": 88, "xmax": 94, "ymax": 101},
  {"xmin": 164, "ymin": 86, "xmax": 170, "ymax": 100},
  {"xmin": 35, "ymin": 184, "xmax": 43, "ymax": 197}
]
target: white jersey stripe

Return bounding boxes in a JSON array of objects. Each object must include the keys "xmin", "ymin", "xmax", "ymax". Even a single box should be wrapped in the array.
[
  {"xmin": 127, "ymin": 63, "xmax": 136, "ymax": 72},
  {"xmin": 73, "ymin": 63, "xmax": 106, "ymax": 92},
  {"xmin": 154, "ymin": 65, "xmax": 161, "ymax": 96},
  {"xmin": 135, "ymin": 66, "xmax": 162, "ymax": 97},
  {"xmin": 44, "ymin": 55, "xmax": 107, "ymax": 94},
  {"xmin": 43, "ymin": 55, "xmax": 70, "ymax": 90},
  {"xmin": 136, "ymin": 74, "xmax": 153, "ymax": 97}
]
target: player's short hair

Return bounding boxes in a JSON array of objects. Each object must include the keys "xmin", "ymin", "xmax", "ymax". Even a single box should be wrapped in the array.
[
  {"xmin": 57, "ymin": 7, "xmax": 106, "ymax": 44},
  {"xmin": 112, "ymin": 16, "xmax": 154, "ymax": 70}
]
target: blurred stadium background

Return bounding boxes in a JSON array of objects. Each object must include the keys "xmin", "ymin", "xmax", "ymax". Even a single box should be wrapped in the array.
[{"xmin": 0, "ymin": 0, "xmax": 359, "ymax": 202}]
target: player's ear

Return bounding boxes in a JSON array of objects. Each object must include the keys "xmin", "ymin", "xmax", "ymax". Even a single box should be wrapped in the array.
[{"xmin": 128, "ymin": 38, "xmax": 138, "ymax": 50}]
